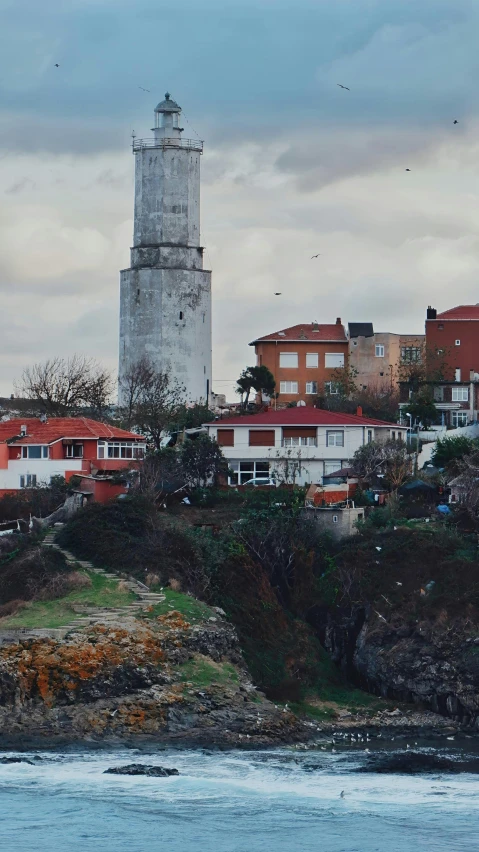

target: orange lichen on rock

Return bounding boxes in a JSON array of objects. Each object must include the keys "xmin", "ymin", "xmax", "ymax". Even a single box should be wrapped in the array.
[
  {"xmin": 157, "ymin": 611, "xmax": 190, "ymax": 630},
  {"xmin": 0, "ymin": 625, "xmax": 166, "ymax": 708}
]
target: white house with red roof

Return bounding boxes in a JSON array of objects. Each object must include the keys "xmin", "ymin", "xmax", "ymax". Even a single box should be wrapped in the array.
[
  {"xmin": 0, "ymin": 417, "xmax": 146, "ymax": 500},
  {"xmin": 205, "ymin": 408, "xmax": 406, "ymax": 486}
]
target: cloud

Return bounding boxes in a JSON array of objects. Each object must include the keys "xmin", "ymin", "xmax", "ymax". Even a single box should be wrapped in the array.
[{"xmin": 1, "ymin": 0, "xmax": 479, "ymax": 398}]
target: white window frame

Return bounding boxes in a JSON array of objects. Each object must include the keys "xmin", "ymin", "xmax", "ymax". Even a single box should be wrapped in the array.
[
  {"xmin": 326, "ymin": 431, "xmax": 344, "ymax": 447},
  {"xmin": 65, "ymin": 443, "xmax": 84, "ymax": 459},
  {"xmin": 375, "ymin": 344, "xmax": 385, "ymax": 357},
  {"xmin": 97, "ymin": 440, "xmax": 146, "ymax": 459},
  {"xmin": 325, "ymin": 381, "xmax": 340, "ymax": 395},
  {"xmin": 367, "ymin": 430, "xmax": 373, "ymax": 443},
  {"xmin": 305, "ymin": 381, "xmax": 318, "ymax": 395},
  {"xmin": 283, "ymin": 436, "xmax": 317, "ymax": 447},
  {"xmin": 452, "ymin": 411, "xmax": 468, "ymax": 427},
  {"xmin": 306, "ymin": 352, "xmax": 318, "ymax": 368},
  {"xmin": 20, "ymin": 474, "xmax": 37, "ymax": 488},
  {"xmin": 324, "ymin": 461, "xmax": 342, "ymax": 476},
  {"xmin": 279, "ymin": 352, "xmax": 298, "ymax": 368},
  {"xmin": 452, "ymin": 387, "xmax": 468, "ymax": 402},
  {"xmin": 325, "ymin": 353, "xmax": 345, "ymax": 369},
  {"xmin": 455, "ymin": 339, "xmax": 461, "ymax": 346},
  {"xmin": 21, "ymin": 446, "xmax": 49, "ymax": 459},
  {"xmin": 279, "ymin": 381, "xmax": 298, "ymax": 394},
  {"xmin": 228, "ymin": 461, "xmax": 270, "ymax": 486}
]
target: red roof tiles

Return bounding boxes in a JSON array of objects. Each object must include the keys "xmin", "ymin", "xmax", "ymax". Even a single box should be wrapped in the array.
[
  {"xmin": 205, "ymin": 408, "xmax": 402, "ymax": 428},
  {"xmin": 435, "ymin": 305, "xmax": 479, "ymax": 320},
  {"xmin": 250, "ymin": 323, "xmax": 347, "ymax": 344},
  {"xmin": 0, "ymin": 417, "xmax": 144, "ymax": 444}
]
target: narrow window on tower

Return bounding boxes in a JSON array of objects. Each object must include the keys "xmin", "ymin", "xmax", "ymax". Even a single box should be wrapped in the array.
[{"xmin": 179, "ymin": 311, "xmax": 183, "ymax": 320}]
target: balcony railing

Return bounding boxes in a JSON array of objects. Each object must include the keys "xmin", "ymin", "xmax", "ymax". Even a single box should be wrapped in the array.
[{"xmin": 132, "ymin": 137, "xmax": 203, "ymax": 153}]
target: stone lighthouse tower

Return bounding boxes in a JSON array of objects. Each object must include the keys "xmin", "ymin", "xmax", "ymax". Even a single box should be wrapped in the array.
[{"xmin": 119, "ymin": 93, "xmax": 212, "ymax": 403}]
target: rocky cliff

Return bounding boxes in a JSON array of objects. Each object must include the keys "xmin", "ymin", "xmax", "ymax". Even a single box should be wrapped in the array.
[{"xmin": 0, "ymin": 610, "xmax": 302, "ymax": 747}]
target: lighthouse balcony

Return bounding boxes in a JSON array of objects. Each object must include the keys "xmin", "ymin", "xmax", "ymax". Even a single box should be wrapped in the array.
[{"xmin": 132, "ymin": 137, "xmax": 203, "ymax": 153}]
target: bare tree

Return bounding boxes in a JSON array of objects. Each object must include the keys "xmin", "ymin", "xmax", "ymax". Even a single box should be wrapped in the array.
[
  {"xmin": 17, "ymin": 355, "xmax": 113, "ymax": 418},
  {"xmin": 118, "ymin": 357, "xmax": 186, "ymax": 451},
  {"xmin": 352, "ymin": 438, "xmax": 412, "ymax": 492}
]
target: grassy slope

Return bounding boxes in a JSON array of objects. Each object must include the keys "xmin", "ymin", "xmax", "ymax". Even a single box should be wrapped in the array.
[
  {"xmin": 0, "ymin": 572, "xmax": 135, "ymax": 628},
  {"xmin": 141, "ymin": 587, "xmax": 215, "ymax": 623}
]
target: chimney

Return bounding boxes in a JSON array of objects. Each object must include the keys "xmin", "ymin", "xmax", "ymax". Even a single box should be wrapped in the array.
[
  {"xmin": 336, "ymin": 317, "xmax": 342, "ymax": 325},
  {"xmin": 426, "ymin": 306, "xmax": 437, "ymax": 320},
  {"xmin": 356, "ymin": 405, "xmax": 363, "ymax": 417},
  {"xmin": 470, "ymin": 369, "xmax": 475, "ymax": 382}
]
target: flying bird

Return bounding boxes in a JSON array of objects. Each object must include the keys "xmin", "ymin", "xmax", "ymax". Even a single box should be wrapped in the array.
[
  {"xmin": 453, "ymin": 119, "xmax": 458, "ymax": 124},
  {"xmin": 337, "ymin": 84, "xmax": 350, "ymax": 91},
  {"xmin": 340, "ymin": 791, "xmax": 345, "ymax": 798},
  {"xmin": 405, "ymin": 168, "xmax": 411, "ymax": 172},
  {"xmin": 139, "ymin": 86, "xmax": 151, "ymax": 92},
  {"xmin": 311, "ymin": 254, "xmax": 321, "ymax": 259},
  {"xmin": 274, "ymin": 292, "xmax": 282, "ymax": 295},
  {"xmin": 54, "ymin": 63, "xmax": 59, "ymax": 68}
]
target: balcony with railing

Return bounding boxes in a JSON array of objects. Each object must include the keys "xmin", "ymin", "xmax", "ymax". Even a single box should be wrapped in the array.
[{"xmin": 132, "ymin": 137, "xmax": 203, "ymax": 153}]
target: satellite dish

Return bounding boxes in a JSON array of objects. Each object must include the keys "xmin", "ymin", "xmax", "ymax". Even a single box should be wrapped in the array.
[{"xmin": 297, "ymin": 399, "xmax": 306, "ymax": 407}]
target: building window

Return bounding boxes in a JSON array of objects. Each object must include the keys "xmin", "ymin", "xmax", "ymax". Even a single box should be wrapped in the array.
[
  {"xmin": 326, "ymin": 431, "xmax": 344, "ymax": 447},
  {"xmin": 283, "ymin": 436, "xmax": 317, "ymax": 447},
  {"xmin": 280, "ymin": 381, "xmax": 298, "ymax": 394},
  {"xmin": 391, "ymin": 431, "xmax": 396, "ymax": 440},
  {"xmin": 438, "ymin": 324, "xmax": 444, "ymax": 330},
  {"xmin": 401, "ymin": 347, "xmax": 422, "ymax": 363},
  {"xmin": 375, "ymin": 344, "xmax": 385, "ymax": 357},
  {"xmin": 367, "ymin": 429, "xmax": 373, "ymax": 443},
  {"xmin": 332, "ymin": 515, "xmax": 339, "ymax": 524},
  {"xmin": 249, "ymin": 430, "xmax": 275, "ymax": 447},
  {"xmin": 452, "ymin": 387, "xmax": 468, "ymax": 402},
  {"xmin": 66, "ymin": 443, "xmax": 83, "ymax": 459},
  {"xmin": 325, "ymin": 353, "xmax": 345, "ymax": 368},
  {"xmin": 97, "ymin": 441, "xmax": 146, "ymax": 459},
  {"xmin": 452, "ymin": 411, "xmax": 468, "ymax": 427},
  {"xmin": 21, "ymin": 446, "xmax": 49, "ymax": 459},
  {"xmin": 306, "ymin": 353, "xmax": 318, "ymax": 368},
  {"xmin": 325, "ymin": 382, "xmax": 340, "ymax": 395},
  {"xmin": 324, "ymin": 461, "xmax": 342, "ymax": 476},
  {"xmin": 279, "ymin": 352, "xmax": 298, "ymax": 368},
  {"xmin": 434, "ymin": 386, "xmax": 444, "ymax": 402},
  {"xmin": 20, "ymin": 474, "xmax": 37, "ymax": 488},
  {"xmin": 229, "ymin": 461, "xmax": 270, "ymax": 486},
  {"xmin": 216, "ymin": 429, "xmax": 234, "ymax": 447},
  {"xmin": 306, "ymin": 381, "xmax": 318, "ymax": 395},
  {"xmin": 455, "ymin": 339, "xmax": 461, "ymax": 346}
]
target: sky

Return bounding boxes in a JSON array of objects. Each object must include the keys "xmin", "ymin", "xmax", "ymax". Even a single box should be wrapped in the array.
[{"xmin": 1, "ymin": 0, "xmax": 479, "ymax": 399}]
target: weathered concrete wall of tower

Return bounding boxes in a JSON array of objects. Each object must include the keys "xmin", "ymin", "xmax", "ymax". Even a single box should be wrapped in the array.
[
  {"xmin": 133, "ymin": 148, "xmax": 201, "ymax": 247},
  {"xmin": 119, "ymin": 266, "xmax": 212, "ymax": 403}
]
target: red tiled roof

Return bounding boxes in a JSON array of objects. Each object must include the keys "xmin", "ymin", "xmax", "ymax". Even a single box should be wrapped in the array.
[
  {"xmin": 250, "ymin": 323, "xmax": 347, "ymax": 344},
  {"xmin": 205, "ymin": 408, "xmax": 403, "ymax": 428},
  {"xmin": 0, "ymin": 417, "xmax": 145, "ymax": 444},
  {"xmin": 434, "ymin": 305, "xmax": 479, "ymax": 320}
]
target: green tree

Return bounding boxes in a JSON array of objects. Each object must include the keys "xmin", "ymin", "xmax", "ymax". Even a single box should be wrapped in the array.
[
  {"xmin": 404, "ymin": 389, "xmax": 437, "ymax": 427},
  {"xmin": 432, "ymin": 436, "xmax": 479, "ymax": 468},
  {"xmin": 179, "ymin": 434, "xmax": 228, "ymax": 487},
  {"xmin": 235, "ymin": 366, "xmax": 276, "ymax": 410}
]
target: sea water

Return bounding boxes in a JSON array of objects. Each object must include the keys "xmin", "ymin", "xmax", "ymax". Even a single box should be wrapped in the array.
[{"xmin": 0, "ymin": 745, "xmax": 478, "ymax": 852}]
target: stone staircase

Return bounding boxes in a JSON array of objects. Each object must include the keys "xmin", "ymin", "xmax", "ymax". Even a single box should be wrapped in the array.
[{"xmin": 38, "ymin": 525, "xmax": 167, "ymax": 633}]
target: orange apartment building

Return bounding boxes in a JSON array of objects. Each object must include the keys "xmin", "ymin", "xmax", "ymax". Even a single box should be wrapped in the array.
[{"xmin": 250, "ymin": 320, "xmax": 349, "ymax": 406}]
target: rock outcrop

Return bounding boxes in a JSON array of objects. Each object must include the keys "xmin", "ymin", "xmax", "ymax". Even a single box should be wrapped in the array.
[{"xmin": 0, "ymin": 611, "xmax": 302, "ymax": 747}]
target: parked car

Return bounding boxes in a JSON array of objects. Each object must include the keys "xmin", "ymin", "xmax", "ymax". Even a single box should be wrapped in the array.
[{"xmin": 242, "ymin": 478, "xmax": 277, "ymax": 487}]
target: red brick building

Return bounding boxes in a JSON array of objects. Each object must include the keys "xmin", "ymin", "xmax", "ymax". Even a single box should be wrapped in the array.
[
  {"xmin": 0, "ymin": 417, "xmax": 146, "ymax": 501},
  {"xmin": 426, "ymin": 305, "xmax": 479, "ymax": 381},
  {"xmin": 250, "ymin": 320, "xmax": 348, "ymax": 406}
]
